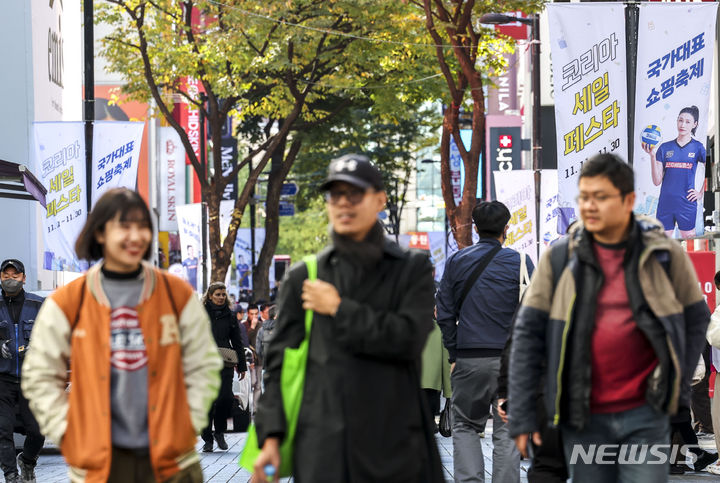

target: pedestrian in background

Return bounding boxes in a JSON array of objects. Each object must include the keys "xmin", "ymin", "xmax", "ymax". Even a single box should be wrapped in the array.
[
  {"xmin": 22, "ymin": 188, "xmax": 222, "ymax": 483},
  {"xmin": 704, "ymin": 270, "xmax": 720, "ymax": 475},
  {"xmin": 201, "ymin": 281, "xmax": 247, "ymax": 453},
  {"xmin": 242, "ymin": 305, "xmax": 263, "ymax": 416},
  {"xmin": 251, "ymin": 154, "xmax": 443, "ymax": 482},
  {"xmin": 255, "ymin": 305, "xmax": 277, "ymax": 364},
  {"xmin": 420, "ymin": 311, "xmax": 452, "ymax": 426},
  {"xmin": 0, "ymin": 259, "xmax": 45, "ymax": 483},
  {"xmin": 509, "ymin": 154, "xmax": 710, "ymax": 482},
  {"xmin": 436, "ymin": 200, "xmax": 532, "ymax": 483}
]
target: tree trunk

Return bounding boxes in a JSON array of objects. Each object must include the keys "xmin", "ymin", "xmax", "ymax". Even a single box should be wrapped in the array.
[{"xmin": 253, "ymin": 135, "xmax": 302, "ymax": 299}]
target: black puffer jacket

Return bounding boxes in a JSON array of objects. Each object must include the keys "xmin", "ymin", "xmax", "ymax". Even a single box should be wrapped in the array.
[{"xmin": 204, "ymin": 302, "xmax": 247, "ymax": 372}]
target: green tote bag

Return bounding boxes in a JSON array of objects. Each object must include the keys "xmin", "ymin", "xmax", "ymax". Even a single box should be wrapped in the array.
[{"xmin": 239, "ymin": 254, "xmax": 316, "ymax": 477}]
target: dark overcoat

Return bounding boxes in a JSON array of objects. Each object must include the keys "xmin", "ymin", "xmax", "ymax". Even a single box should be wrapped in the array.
[{"xmin": 255, "ymin": 239, "xmax": 443, "ymax": 482}]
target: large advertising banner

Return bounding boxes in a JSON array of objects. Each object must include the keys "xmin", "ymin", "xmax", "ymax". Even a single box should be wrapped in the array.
[
  {"xmin": 548, "ymin": 3, "xmax": 628, "ymax": 224},
  {"xmin": 233, "ymin": 228, "xmax": 269, "ymax": 291},
  {"xmin": 158, "ymin": 127, "xmax": 186, "ymax": 231},
  {"xmin": 92, "ymin": 122, "xmax": 145, "ymax": 205},
  {"xmin": 94, "ymin": 85, "xmax": 151, "ymax": 203},
  {"xmin": 172, "ymin": 77, "xmax": 204, "ymax": 203},
  {"xmin": 176, "ymin": 204, "xmax": 203, "ymax": 293},
  {"xmin": 494, "ymin": 170, "xmax": 537, "ymax": 265},
  {"xmin": 539, "ymin": 170, "xmax": 561, "ymax": 256},
  {"xmin": 449, "ymin": 130, "xmax": 466, "ymax": 205},
  {"xmin": 33, "ymin": 122, "xmax": 88, "ymax": 272},
  {"xmin": 218, "ymin": 200, "xmax": 273, "ymax": 291},
  {"xmin": 633, "ymin": 3, "xmax": 716, "ymax": 238}
]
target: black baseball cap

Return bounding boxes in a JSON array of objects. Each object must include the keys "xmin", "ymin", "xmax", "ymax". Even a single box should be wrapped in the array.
[
  {"xmin": 320, "ymin": 154, "xmax": 385, "ymax": 192},
  {"xmin": 1, "ymin": 259, "xmax": 24, "ymax": 274}
]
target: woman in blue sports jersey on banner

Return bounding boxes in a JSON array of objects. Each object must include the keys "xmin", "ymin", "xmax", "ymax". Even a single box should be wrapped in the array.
[{"xmin": 642, "ymin": 105, "xmax": 706, "ymax": 238}]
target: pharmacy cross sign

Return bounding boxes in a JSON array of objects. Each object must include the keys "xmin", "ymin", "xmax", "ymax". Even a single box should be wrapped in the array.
[{"xmin": 499, "ymin": 135, "xmax": 513, "ymax": 149}]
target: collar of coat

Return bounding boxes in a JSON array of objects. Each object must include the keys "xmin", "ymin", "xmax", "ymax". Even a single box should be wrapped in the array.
[
  {"xmin": 567, "ymin": 213, "xmax": 676, "ymax": 264},
  {"xmin": 85, "ymin": 261, "xmax": 155, "ymax": 307},
  {"xmin": 328, "ymin": 222, "xmax": 406, "ymax": 261}
]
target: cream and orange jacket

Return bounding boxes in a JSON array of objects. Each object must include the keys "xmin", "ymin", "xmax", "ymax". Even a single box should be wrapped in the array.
[{"xmin": 21, "ymin": 263, "xmax": 223, "ymax": 482}]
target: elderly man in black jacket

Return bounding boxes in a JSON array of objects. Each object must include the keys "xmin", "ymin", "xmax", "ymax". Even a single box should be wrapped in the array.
[{"xmin": 252, "ymin": 154, "xmax": 443, "ymax": 483}]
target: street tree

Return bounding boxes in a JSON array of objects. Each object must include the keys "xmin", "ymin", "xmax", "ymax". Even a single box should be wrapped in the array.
[
  {"xmin": 410, "ymin": 0, "xmax": 543, "ymax": 247},
  {"xmin": 97, "ymin": 0, "xmax": 437, "ymax": 287}
]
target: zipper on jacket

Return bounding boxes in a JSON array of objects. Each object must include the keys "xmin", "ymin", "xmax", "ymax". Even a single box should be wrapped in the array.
[
  {"xmin": 14, "ymin": 324, "xmax": 19, "ymax": 377},
  {"xmin": 639, "ymin": 244, "xmax": 681, "ymax": 413},
  {"xmin": 553, "ymin": 294, "xmax": 576, "ymax": 425}
]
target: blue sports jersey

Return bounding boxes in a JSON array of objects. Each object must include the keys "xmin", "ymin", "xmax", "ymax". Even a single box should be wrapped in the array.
[
  {"xmin": 656, "ymin": 138, "xmax": 706, "ymax": 203},
  {"xmin": 182, "ymin": 257, "xmax": 198, "ymax": 288}
]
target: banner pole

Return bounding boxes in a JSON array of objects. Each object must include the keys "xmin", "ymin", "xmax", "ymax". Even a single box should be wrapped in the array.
[
  {"xmin": 83, "ymin": 0, "xmax": 94, "ymax": 212},
  {"xmin": 625, "ymin": 1, "xmax": 639, "ymax": 165}
]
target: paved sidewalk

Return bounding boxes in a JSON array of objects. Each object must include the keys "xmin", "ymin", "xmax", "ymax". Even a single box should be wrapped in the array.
[{"xmin": 30, "ymin": 422, "xmax": 720, "ymax": 482}]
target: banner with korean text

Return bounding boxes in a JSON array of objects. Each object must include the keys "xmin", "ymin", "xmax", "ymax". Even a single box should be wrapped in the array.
[
  {"xmin": 633, "ymin": 3, "xmax": 716, "ymax": 238},
  {"xmin": 92, "ymin": 121, "xmax": 145, "ymax": 205},
  {"xmin": 548, "ymin": 3, "xmax": 627, "ymax": 222},
  {"xmin": 33, "ymin": 122, "xmax": 88, "ymax": 272},
  {"xmin": 158, "ymin": 127, "xmax": 186, "ymax": 231},
  {"xmin": 539, "ymin": 170, "xmax": 561, "ymax": 257},
  {"xmin": 494, "ymin": 170, "xmax": 537, "ymax": 265}
]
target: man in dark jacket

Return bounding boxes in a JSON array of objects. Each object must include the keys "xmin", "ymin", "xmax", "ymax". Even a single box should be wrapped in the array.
[
  {"xmin": 509, "ymin": 154, "xmax": 711, "ymax": 482},
  {"xmin": 436, "ymin": 201, "xmax": 533, "ymax": 483},
  {"xmin": 0, "ymin": 259, "xmax": 45, "ymax": 483},
  {"xmin": 252, "ymin": 154, "xmax": 443, "ymax": 482}
]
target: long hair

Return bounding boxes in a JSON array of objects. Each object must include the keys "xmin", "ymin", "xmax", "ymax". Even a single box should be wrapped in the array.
[
  {"xmin": 202, "ymin": 281, "xmax": 229, "ymax": 307},
  {"xmin": 679, "ymin": 105, "xmax": 700, "ymax": 136}
]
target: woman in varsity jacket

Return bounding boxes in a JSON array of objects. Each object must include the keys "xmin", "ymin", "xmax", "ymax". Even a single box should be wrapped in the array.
[{"xmin": 21, "ymin": 188, "xmax": 223, "ymax": 483}]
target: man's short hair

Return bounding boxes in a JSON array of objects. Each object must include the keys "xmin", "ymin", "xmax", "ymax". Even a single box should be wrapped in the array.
[
  {"xmin": 714, "ymin": 270, "xmax": 720, "ymax": 289},
  {"xmin": 579, "ymin": 153, "xmax": 634, "ymax": 195},
  {"xmin": 472, "ymin": 201, "xmax": 511, "ymax": 238}
]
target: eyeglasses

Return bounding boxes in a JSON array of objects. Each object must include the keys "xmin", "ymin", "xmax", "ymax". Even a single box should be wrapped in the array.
[
  {"xmin": 324, "ymin": 186, "xmax": 369, "ymax": 205},
  {"xmin": 575, "ymin": 193, "xmax": 624, "ymax": 205}
]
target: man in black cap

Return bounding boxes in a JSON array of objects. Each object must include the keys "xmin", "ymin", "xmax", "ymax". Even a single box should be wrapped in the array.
[
  {"xmin": 251, "ymin": 154, "xmax": 444, "ymax": 482},
  {"xmin": 0, "ymin": 259, "xmax": 45, "ymax": 483}
]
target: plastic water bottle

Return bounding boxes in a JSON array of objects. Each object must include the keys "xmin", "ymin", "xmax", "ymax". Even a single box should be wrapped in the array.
[{"xmin": 264, "ymin": 464, "xmax": 276, "ymax": 481}]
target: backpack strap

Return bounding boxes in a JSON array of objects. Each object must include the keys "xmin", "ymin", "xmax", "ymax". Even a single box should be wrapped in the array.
[
  {"xmin": 550, "ymin": 236, "xmax": 570, "ymax": 289},
  {"xmin": 458, "ymin": 245, "xmax": 502, "ymax": 311},
  {"xmin": 653, "ymin": 249, "xmax": 671, "ymax": 278}
]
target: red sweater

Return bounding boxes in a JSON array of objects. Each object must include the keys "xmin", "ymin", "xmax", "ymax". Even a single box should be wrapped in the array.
[{"xmin": 590, "ymin": 242, "xmax": 658, "ymax": 414}]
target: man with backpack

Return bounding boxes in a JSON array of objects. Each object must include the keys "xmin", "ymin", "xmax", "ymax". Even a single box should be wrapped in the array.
[
  {"xmin": 436, "ymin": 200, "xmax": 533, "ymax": 483},
  {"xmin": 508, "ymin": 154, "xmax": 710, "ymax": 482}
]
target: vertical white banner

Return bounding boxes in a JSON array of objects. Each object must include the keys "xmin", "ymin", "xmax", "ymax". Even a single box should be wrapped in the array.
[
  {"xmin": 176, "ymin": 204, "xmax": 202, "ymax": 292},
  {"xmin": 92, "ymin": 121, "xmax": 145, "ymax": 205},
  {"xmin": 33, "ymin": 122, "xmax": 88, "ymax": 272},
  {"xmin": 539, "ymin": 170, "xmax": 561, "ymax": 257},
  {"xmin": 494, "ymin": 170, "xmax": 537, "ymax": 265},
  {"xmin": 233, "ymin": 228, "xmax": 268, "ymax": 291},
  {"xmin": 31, "ymin": 0, "xmax": 81, "ymax": 122},
  {"xmin": 548, "ymin": 3, "xmax": 628, "ymax": 219},
  {"xmin": 633, "ymin": 3, "xmax": 716, "ymax": 238},
  {"xmin": 158, "ymin": 127, "xmax": 186, "ymax": 232}
]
